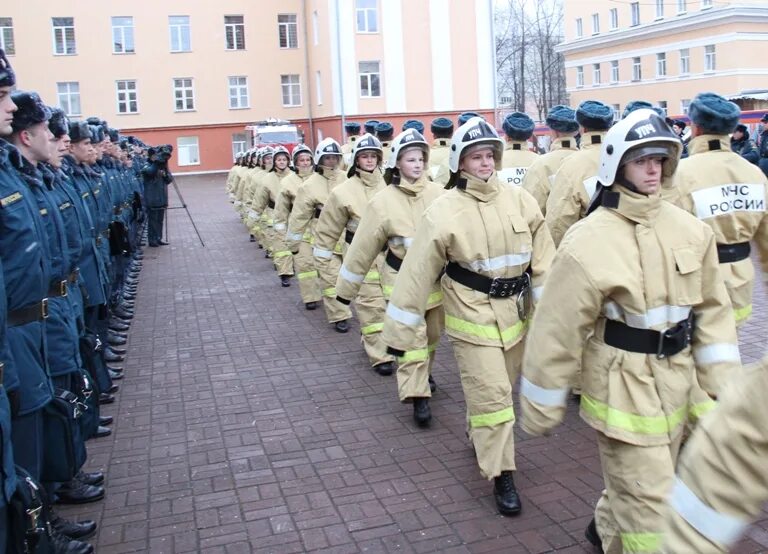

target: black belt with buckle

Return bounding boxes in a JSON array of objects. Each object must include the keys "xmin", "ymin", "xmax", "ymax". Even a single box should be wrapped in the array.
[
  {"xmin": 48, "ymin": 280, "xmax": 68, "ymax": 298},
  {"xmin": 717, "ymin": 242, "xmax": 750, "ymax": 264},
  {"xmin": 604, "ymin": 312, "xmax": 695, "ymax": 359},
  {"xmin": 385, "ymin": 249, "xmax": 403, "ymax": 271},
  {"xmin": 8, "ymin": 299, "xmax": 49, "ymax": 327},
  {"xmin": 446, "ymin": 261, "xmax": 530, "ymax": 299},
  {"xmin": 345, "ymin": 229, "xmax": 355, "ymax": 244},
  {"xmin": 268, "ymin": 199, "xmax": 276, "ymax": 209}
]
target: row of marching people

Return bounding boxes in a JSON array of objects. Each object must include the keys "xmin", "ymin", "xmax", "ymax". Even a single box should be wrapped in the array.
[{"xmin": 226, "ymin": 91, "xmax": 768, "ymax": 553}]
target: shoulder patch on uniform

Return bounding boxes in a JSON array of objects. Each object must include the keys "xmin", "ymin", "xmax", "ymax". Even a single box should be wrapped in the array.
[{"xmin": 0, "ymin": 191, "xmax": 22, "ymax": 208}]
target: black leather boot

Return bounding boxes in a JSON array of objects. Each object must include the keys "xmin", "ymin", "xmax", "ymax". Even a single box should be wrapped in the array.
[
  {"xmin": 413, "ymin": 398, "xmax": 431, "ymax": 427},
  {"xmin": 585, "ymin": 517, "xmax": 604, "ymax": 553},
  {"xmin": 305, "ymin": 301, "xmax": 318, "ymax": 310},
  {"xmin": 373, "ymin": 361, "xmax": 394, "ymax": 376},
  {"xmin": 48, "ymin": 526, "xmax": 94, "ymax": 554},
  {"xmin": 493, "ymin": 471, "xmax": 522, "ymax": 516},
  {"xmin": 55, "ymin": 480, "xmax": 105, "ymax": 505},
  {"xmin": 428, "ymin": 375, "xmax": 437, "ymax": 392},
  {"xmin": 50, "ymin": 510, "xmax": 97, "ymax": 540},
  {"xmin": 334, "ymin": 319, "xmax": 349, "ymax": 333},
  {"xmin": 280, "ymin": 275, "xmax": 291, "ymax": 287}
]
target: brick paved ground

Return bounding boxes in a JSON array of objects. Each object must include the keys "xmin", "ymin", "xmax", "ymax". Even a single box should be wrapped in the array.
[{"xmin": 60, "ymin": 174, "xmax": 768, "ymax": 553}]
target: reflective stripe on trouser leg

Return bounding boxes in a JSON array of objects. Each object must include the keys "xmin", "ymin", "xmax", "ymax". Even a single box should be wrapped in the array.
[
  {"xmin": 451, "ymin": 339, "xmax": 522, "ymax": 479},
  {"xmin": 397, "ymin": 305, "xmax": 444, "ymax": 401},
  {"xmin": 594, "ymin": 432, "xmax": 681, "ymax": 554},
  {"xmin": 295, "ymin": 242, "xmax": 321, "ymax": 303},
  {"xmin": 321, "ymin": 254, "xmax": 352, "ymax": 323},
  {"xmin": 355, "ymin": 281, "xmax": 392, "ymax": 366},
  {"xmin": 271, "ymin": 234, "xmax": 294, "ymax": 276}
]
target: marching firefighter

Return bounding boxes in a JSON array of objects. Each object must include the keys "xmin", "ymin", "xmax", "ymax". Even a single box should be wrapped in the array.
[
  {"xmin": 336, "ymin": 129, "xmax": 445, "ymax": 426},
  {"xmin": 314, "ymin": 134, "xmax": 395, "ymax": 374},
  {"xmin": 382, "ymin": 117, "xmax": 555, "ymax": 515},
  {"xmin": 252, "ymin": 145, "xmax": 293, "ymax": 273},
  {"xmin": 520, "ymin": 109, "xmax": 741, "ymax": 554},
  {"xmin": 498, "ymin": 112, "xmax": 538, "ymax": 187}
]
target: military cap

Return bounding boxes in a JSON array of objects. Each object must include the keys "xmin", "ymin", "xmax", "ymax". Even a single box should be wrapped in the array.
[
  {"xmin": 734, "ymin": 123, "xmax": 748, "ymax": 135},
  {"xmin": 375, "ymin": 121, "xmax": 394, "ymax": 139},
  {"xmin": 69, "ymin": 120, "xmax": 92, "ymax": 142},
  {"xmin": 458, "ymin": 112, "xmax": 481, "ymax": 126},
  {"xmin": 344, "ymin": 121, "xmax": 361, "ymax": 134},
  {"xmin": 576, "ymin": 100, "xmax": 613, "ymax": 130},
  {"xmin": 107, "ymin": 128, "xmax": 120, "ymax": 143},
  {"xmin": 673, "ymin": 119, "xmax": 687, "ymax": 130},
  {"xmin": 502, "ymin": 112, "xmax": 535, "ymax": 140},
  {"xmin": 364, "ymin": 120, "xmax": 380, "ymax": 134},
  {"xmin": 11, "ymin": 91, "xmax": 52, "ymax": 133},
  {"xmin": 688, "ymin": 92, "xmax": 741, "ymax": 135},
  {"xmin": 546, "ymin": 105, "xmax": 579, "ymax": 133},
  {"xmin": 622, "ymin": 100, "xmax": 654, "ymax": 119},
  {"xmin": 0, "ymin": 48, "xmax": 15, "ymax": 87},
  {"xmin": 402, "ymin": 119, "xmax": 424, "ymax": 134},
  {"xmin": 89, "ymin": 124, "xmax": 105, "ymax": 143},
  {"xmin": 48, "ymin": 108, "xmax": 69, "ymax": 138},
  {"xmin": 761, "ymin": 114, "xmax": 768, "ymax": 123},
  {"xmin": 430, "ymin": 117, "xmax": 454, "ymax": 135},
  {"xmin": 86, "ymin": 116, "xmax": 103, "ymax": 126}
]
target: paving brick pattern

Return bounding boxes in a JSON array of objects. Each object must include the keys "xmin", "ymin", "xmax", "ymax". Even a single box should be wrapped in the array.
[{"xmin": 60, "ymin": 174, "xmax": 768, "ymax": 553}]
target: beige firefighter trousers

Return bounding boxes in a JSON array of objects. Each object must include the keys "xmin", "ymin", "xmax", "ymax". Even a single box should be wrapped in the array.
[
  {"xmin": 321, "ymin": 254, "xmax": 352, "ymax": 323},
  {"xmin": 396, "ymin": 305, "xmax": 444, "ymax": 401},
  {"xmin": 355, "ymin": 278, "xmax": 394, "ymax": 367},
  {"xmin": 595, "ymin": 432, "xmax": 682, "ymax": 554},
  {"xmin": 271, "ymin": 233, "xmax": 294, "ymax": 276},
  {"xmin": 295, "ymin": 242, "xmax": 321, "ymax": 304},
  {"xmin": 452, "ymin": 339, "xmax": 524, "ymax": 480}
]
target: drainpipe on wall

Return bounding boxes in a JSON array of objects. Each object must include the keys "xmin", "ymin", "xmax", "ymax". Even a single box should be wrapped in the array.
[
  {"xmin": 335, "ymin": 0, "xmax": 346, "ymax": 139},
  {"xmin": 302, "ymin": 0, "xmax": 315, "ymax": 146}
]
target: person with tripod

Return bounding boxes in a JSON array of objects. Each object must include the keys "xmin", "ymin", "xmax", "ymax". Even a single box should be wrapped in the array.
[{"xmin": 142, "ymin": 146, "xmax": 173, "ymax": 247}]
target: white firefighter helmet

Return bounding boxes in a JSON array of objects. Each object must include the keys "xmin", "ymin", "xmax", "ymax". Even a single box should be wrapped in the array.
[
  {"xmin": 272, "ymin": 145, "xmax": 290, "ymax": 162},
  {"xmin": 313, "ymin": 137, "xmax": 342, "ymax": 166},
  {"xmin": 598, "ymin": 108, "xmax": 682, "ymax": 186},
  {"xmin": 385, "ymin": 129, "xmax": 430, "ymax": 169},
  {"xmin": 291, "ymin": 143, "xmax": 313, "ymax": 166},
  {"xmin": 448, "ymin": 117, "xmax": 504, "ymax": 174},
  {"xmin": 347, "ymin": 133, "xmax": 383, "ymax": 177}
]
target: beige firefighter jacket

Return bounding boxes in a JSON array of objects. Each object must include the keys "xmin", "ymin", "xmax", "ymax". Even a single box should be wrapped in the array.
[
  {"xmin": 341, "ymin": 136, "xmax": 358, "ymax": 169},
  {"xmin": 521, "ymin": 185, "xmax": 741, "ymax": 448},
  {"xmin": 521, "ymin": 137, "xmax": 579, "ymax": 214},
  {"xmin": 545, "ymin": 131, "xmax": 607, "ymax": 246},
  {"xmin": 669, "ymin": 135, "xmax": 768, "ymax": 323},
  {"xmin": 663, "ymin": 355, "xmax": 768, "ymax": 553},
  {"xmin": 382, "ymin": 171, "xmax": 555, "ymax": 353},
  {"xmin": 274, "ymin": 170, "xmax": 312, "ymax": 235},
  {"xmin": 499, "ymin": 140, "xmax": 539, "ymax": 187},
  {"xmin": 336, "ymin": 174, "xmax": 445, "ymax": 306},
  {"xmin": 286, "ymin": 167, "xmax": 345, "ymax": 250},
  {"xmin": 313, "ymin": 168, "xmax": 388, "ymax": 283},
  {"xmin": 252, "ymin": 167, "xmax": 292, "ymax": 228},
  {"xmin": 429, "ymin": 139, "xmax": 451, "ymax": 185}
]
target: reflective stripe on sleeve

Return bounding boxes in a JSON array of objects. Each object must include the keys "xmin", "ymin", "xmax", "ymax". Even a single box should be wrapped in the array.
[
  {"xmin": 313, "ymin": 247, "xmax": 333, "ymax": 259},
  {"xmin": 339, "ymin": 264, "xmax": 365, "ymax": 284},
  {"xmin": 469, "ymin": 406, "xmax": 515, "ymax": 428},
  {"xmin": 364, "ymin": 271, "xmax": 380, "ymax": 282},
  {"xmin": 274, "ymin": 222, "xmax": 287, "ymax": 232},
  {"xmin": 427, "ymin": 291, "xmax": 443, "ymax": 305},
  {"xmin": 603, "ymin": 301, "xmax": 691, "ymax": 330},
  {"xmin": 388, "ymin": 236, "xmax": 413, "ymax": 249},
  {"xmin": 688, "ymin": 399, "xmax": 718, "ymax": 422},
  {"xmin": 669, "ymin": 477, "xmax": 748, "ymax": 547},
  {"xmin": 580, "ymin": 394, "xmax": 687, "ymax": 436},
  {"xmin": 287, "ymin": 232, "xmax": 303, "ymax": 241},
  {"xmin": 520, "ymin": 377, "xmax": 568, "ymax": 407},
  {"xmin": 462, "ymin": 252, "xmax": 532, "ymax": 273},
  {"xmin": 386, "ymin": 303, "xmax": 424, "ymax": 326},
  {"xmin": 693, "ymin": 343, "xmax": 741, "ymax": 365}
]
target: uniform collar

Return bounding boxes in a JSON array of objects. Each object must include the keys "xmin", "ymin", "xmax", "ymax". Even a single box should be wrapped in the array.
[
  {"xmin": 456, "ymin": 171, "xmax": 500, "ymax": 203},
  {"xmin": 550, "ymin": 137, "xmax": 578, "ymax": 152},
  {"xmin": 581, "ymin": 131, "xmax": 606, "ymax": 150},
  {"xmin": 354, "ymin": 167, "xmax": 384, "ymax": 187},
  {"xmin": 689, "ymin": 134, "xmax": 730, "ymax": 155},
  {"xmin": 605, "ymin": 184, "xmax": 661, "ymax": 227},
  {"xmin": 394, "ymin": 173, "xmax": 428, "ymax": 195}
]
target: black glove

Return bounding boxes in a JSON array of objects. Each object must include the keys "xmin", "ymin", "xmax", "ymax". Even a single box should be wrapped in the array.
[
  {"xmin": 7, "ymin": 389, "xmax": 20, "ymax": 418},
  {"xmin": 336, "ymin": 296, "xmax": 351, "ymax": 306},
  {"xmin": 386, "ymin": 346, "xmax": 405, "ymax": 357}
]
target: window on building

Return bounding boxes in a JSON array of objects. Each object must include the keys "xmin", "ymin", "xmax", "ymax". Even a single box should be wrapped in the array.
[
  {"xmin": 631, "ymin": 3, "xmax": 641, "ymax": 26},
  {"xmin": 591, "ymin": 14, "xmax": 600, "ymax": 34},
  {"xmin": 111, "ymin": 16, "xmax": 134, "ymax": 54},
  {"xmin": 56, "ymin": 82, "xmax": 81, "ymax": 116},
  {"xmin": 315, "ymin": 70, "xmax": 323, "ymax": 105},
  {"xmin": 312, "ymin": 11, "xmax": 319, "ymax": 45},
  {"xmin": 280, "ymin": 74, "xmax": 301, "ymax": 106},
  {"xmin": 0, "ymin": 18, "xmax": 15, "ymax": 55},
  {"xmin": 610, "ymin": 60, "xmax": 619, "ymax": 83},
  {"xmin": 679, "ymin": 48, "xmax": 690, "ymax": 75},
  {"xmin": 52, "ymin": 17, "xmax": 76, "ymax": 55},
  {"xmin": 575, "ymin": 18, "xmax": 583, "ymax": 38},
  {"xmin": 355, "ymin": 0, "xmax": 378, "ymax": 33},
  {"xmin": 593, "ymin": 63, "xmax": 601, "ymax": 85},
  {"xmin": 278, "ymin": 14, "xmax": 298, "ymax": 49},
  {"xmin": 576, "ymin": 66, "xmax": 584, "ymax": 87},
  {"xmin": 705, "ymin": 44, "xmax": 716, "ymax": 71},
  {"xmin": 656, "ymin": 0, "xmax": 665, "ymax": 18},
  {"xmin": 358, "ymin": 61, "xmax": 381, "ymax": 97},
  {"xmin": 228, "ymin": 76, "xmax": 249, "ymax": 109},
  {"xmin": 232, "ymin": 133, "xmax": 248, "ymax": 161},
  {"xmin": 681, "ymin": 98, "xmax": 691, "ymax": 114},
  {"xmin": 177, "ymin": 136, "xmax": 200, "ymax": 166},
  {"xmin": 656, "ymin": 52, "xmax": 667, "ymax": 77},
  {"xmin": 632, "ymin": 57, "xmax": 642, "ymax": 81},
  {"xmin": 612, "ymin": 104, "xmax": 621, "ymax": 122},
  {"xmin": 116, "ymin": 80, "xmax": 138, "ymax": 114},
  {"xmin": 224, "ymin": 15, "xmax": 245, "ymax": 50},
  {"xmin": 169, "ymin": 16, "xmax": 191, "ymax": 52},
  {"xmin": 609, "ymin": 8, "xmax": 618, "ymax": 30},
  {"xmin": 677, "ymin": 0, "xmax": 687, "ymax": 13},
  {"xmin": 173, "ymin": 78, "xmax": 195, "ymax": 111},
  {"xmin": 658, "ymin": 101, "xmax": 668, "ymax": 116},
  {"xmin": 701, "ymin": 0, "xmax": 713, "ymax": 9}
]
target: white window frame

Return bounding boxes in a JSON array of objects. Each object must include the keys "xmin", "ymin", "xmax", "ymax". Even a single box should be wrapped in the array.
[
  {"xmin": 232, "ymin": 133, "xmax": 248, "ymax": 161},
  {"xmin": 677, "ymin": 0, "xmax": 687, "ymax": 14},
  {"xmin": 224, "ymin": 15, "xmax": 246, "ymax": 51},
  {"xmin": 111, "ymin": 16, "xmax": 135, "ymax": 54},
  {"xmin": 228, "ymin": 76, "xmax": 249, "ymax": 109},
  {"xmin": 656, "ymin": 52, "xmax": 667, "ymax": 77},
  {"xmin": 658, "ymin": 101, "xmax": 668, "ymax": 116},
  {"xmin": 632, "ymin": 57, "xmax": 642, "ymax": 81},
  {"xmin": 575, "ymin": 18, "xmax": 583, "ymax": 38},
  {"xmin": 0, "ymin": 18, "xmax": 15, "ymax": 55},
  {"xmin": 609, "ymin": 8, "xmax": 618, "ymax": 30},
  {"xmin": 169, "ymin": 15, "xmax": 191, "ymax": 53},
  {"xmin": 576, "ymin": 66, "xmax": 584, "ymax": 87},
  {"xmin": 280, "ymin": 74, "xmax": 302, "ymax": 107},
  {"xmin": 177, "ymin": 136, "xmax": 200, "ymax": 167},
  {"xmin": 315, "ymin": 70, "xmax": 323, "ymax": 106},
  {"xmin": 701, "ymin": 0, "xmax": 713, "ymax": 9},
  {"xmin": 610, "ymin": 60, "xmax": 619, "ymax": 83},
  {"xmin": 278, "ymin": 14, "xmax": 298, "ymax": 49},
  {"xmin": 358, "ymin": 61, "xmax": 381, "ymax": 97},
  {"xmin": 52, "ymin": 17, "xmax": 76, "ymax": 55},
  {"xmin": 612, "ymin": 104, "xmax": 621, "ymax": 122},
  {"xmin": 655, "ymin": 0, "xmax": 664, "ymax": 19},
  {"xmin": 56, "ymin": 82, "xmax": 81, "ymax": 116},
  {"xmin": 679, "ymin": 48, "xmax": 690, "ymax": 75},
  {"xmin": 115, "ymin": 80, "xmax": 138, "ymax": 114},
  {"xmin": 355, "ymin": 0, "xmax": 378, "ymax": 33},
  {"xmin": 592, "ymin": 63, "xmax": 601, "ymax": 86},
  {"xmin": 681, "ymin": 99, "xmax": 691, "ymax": 114},
  {"xmin": 173, "ymin": 78, "xmax": 195, "ymax": 111},
  {"xmin": 591, "ymin": 13, "xmax": 600, "ymax": 35},
  {"xmin": 704, "ymin": 44, "xmax": 716, "ymax": 72},
  {"xmin": 631, "ymin": 2, "xmax": 641, "ymax": 26}
]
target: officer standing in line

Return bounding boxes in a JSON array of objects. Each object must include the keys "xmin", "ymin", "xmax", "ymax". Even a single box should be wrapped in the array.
[
  {"xmin": 498, "ymin": 112, "xmax": 538, "ymax": 187},
  {"xmin": 730, "ymin": 123, "xmax": 759, "ymax": 165},
  {"xmin": 313, "ymin": 134, "xmax": 395, "ymax": 375},
  {"xmin": 375, "ymin": 122, "xmax": 395, "ymax": 150},
  {"xmin": 363, "ymin": 120, "xmax": 380, "ymax": 136},
  {"xmin": 142, "ymin": 146, "xmax": 173, "ymax": 247},
  {"xmin": 382, "ymin": 117, "xmax": 555, "ymax": 516},
  {"xmin": 402, "ymin": 119, "xmax": 424, "ymax": 135},
  {"xmin": 458, "ymin": 112, "xmax": 481, "ymax": 126},
  {"xmin": 341, "ymin": 121, "xmax": 361, "ymax": 168},
  {"xmin": 520, "ymin": 109, "xmax": 740, "ymax": 553},
  {"xmin": 546, "ymin": 100, "xmax": 614, "ymax": 247},
  {"xmin": 521, "ymin": 105, "xmax": 580, "ymax": 214},
  {"xmin": 671, "ymin": 92, "xmax": 768, "ymax": 328},
  {"xmin": 428, "ymin": 117, "xmax": 454, "ymax": 185},
  {"xmin": 0, "ymin": 258, "xmax": 16, "ymax": 554}
]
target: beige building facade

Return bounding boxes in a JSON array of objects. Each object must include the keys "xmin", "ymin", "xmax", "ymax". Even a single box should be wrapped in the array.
[
  {"xmin": 559, "ymin": 1, "xmax": 768, "ymax": 122},
  {"xmin": 2, "ymin": 0, "xmax": 496, "ymax": 172}
]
